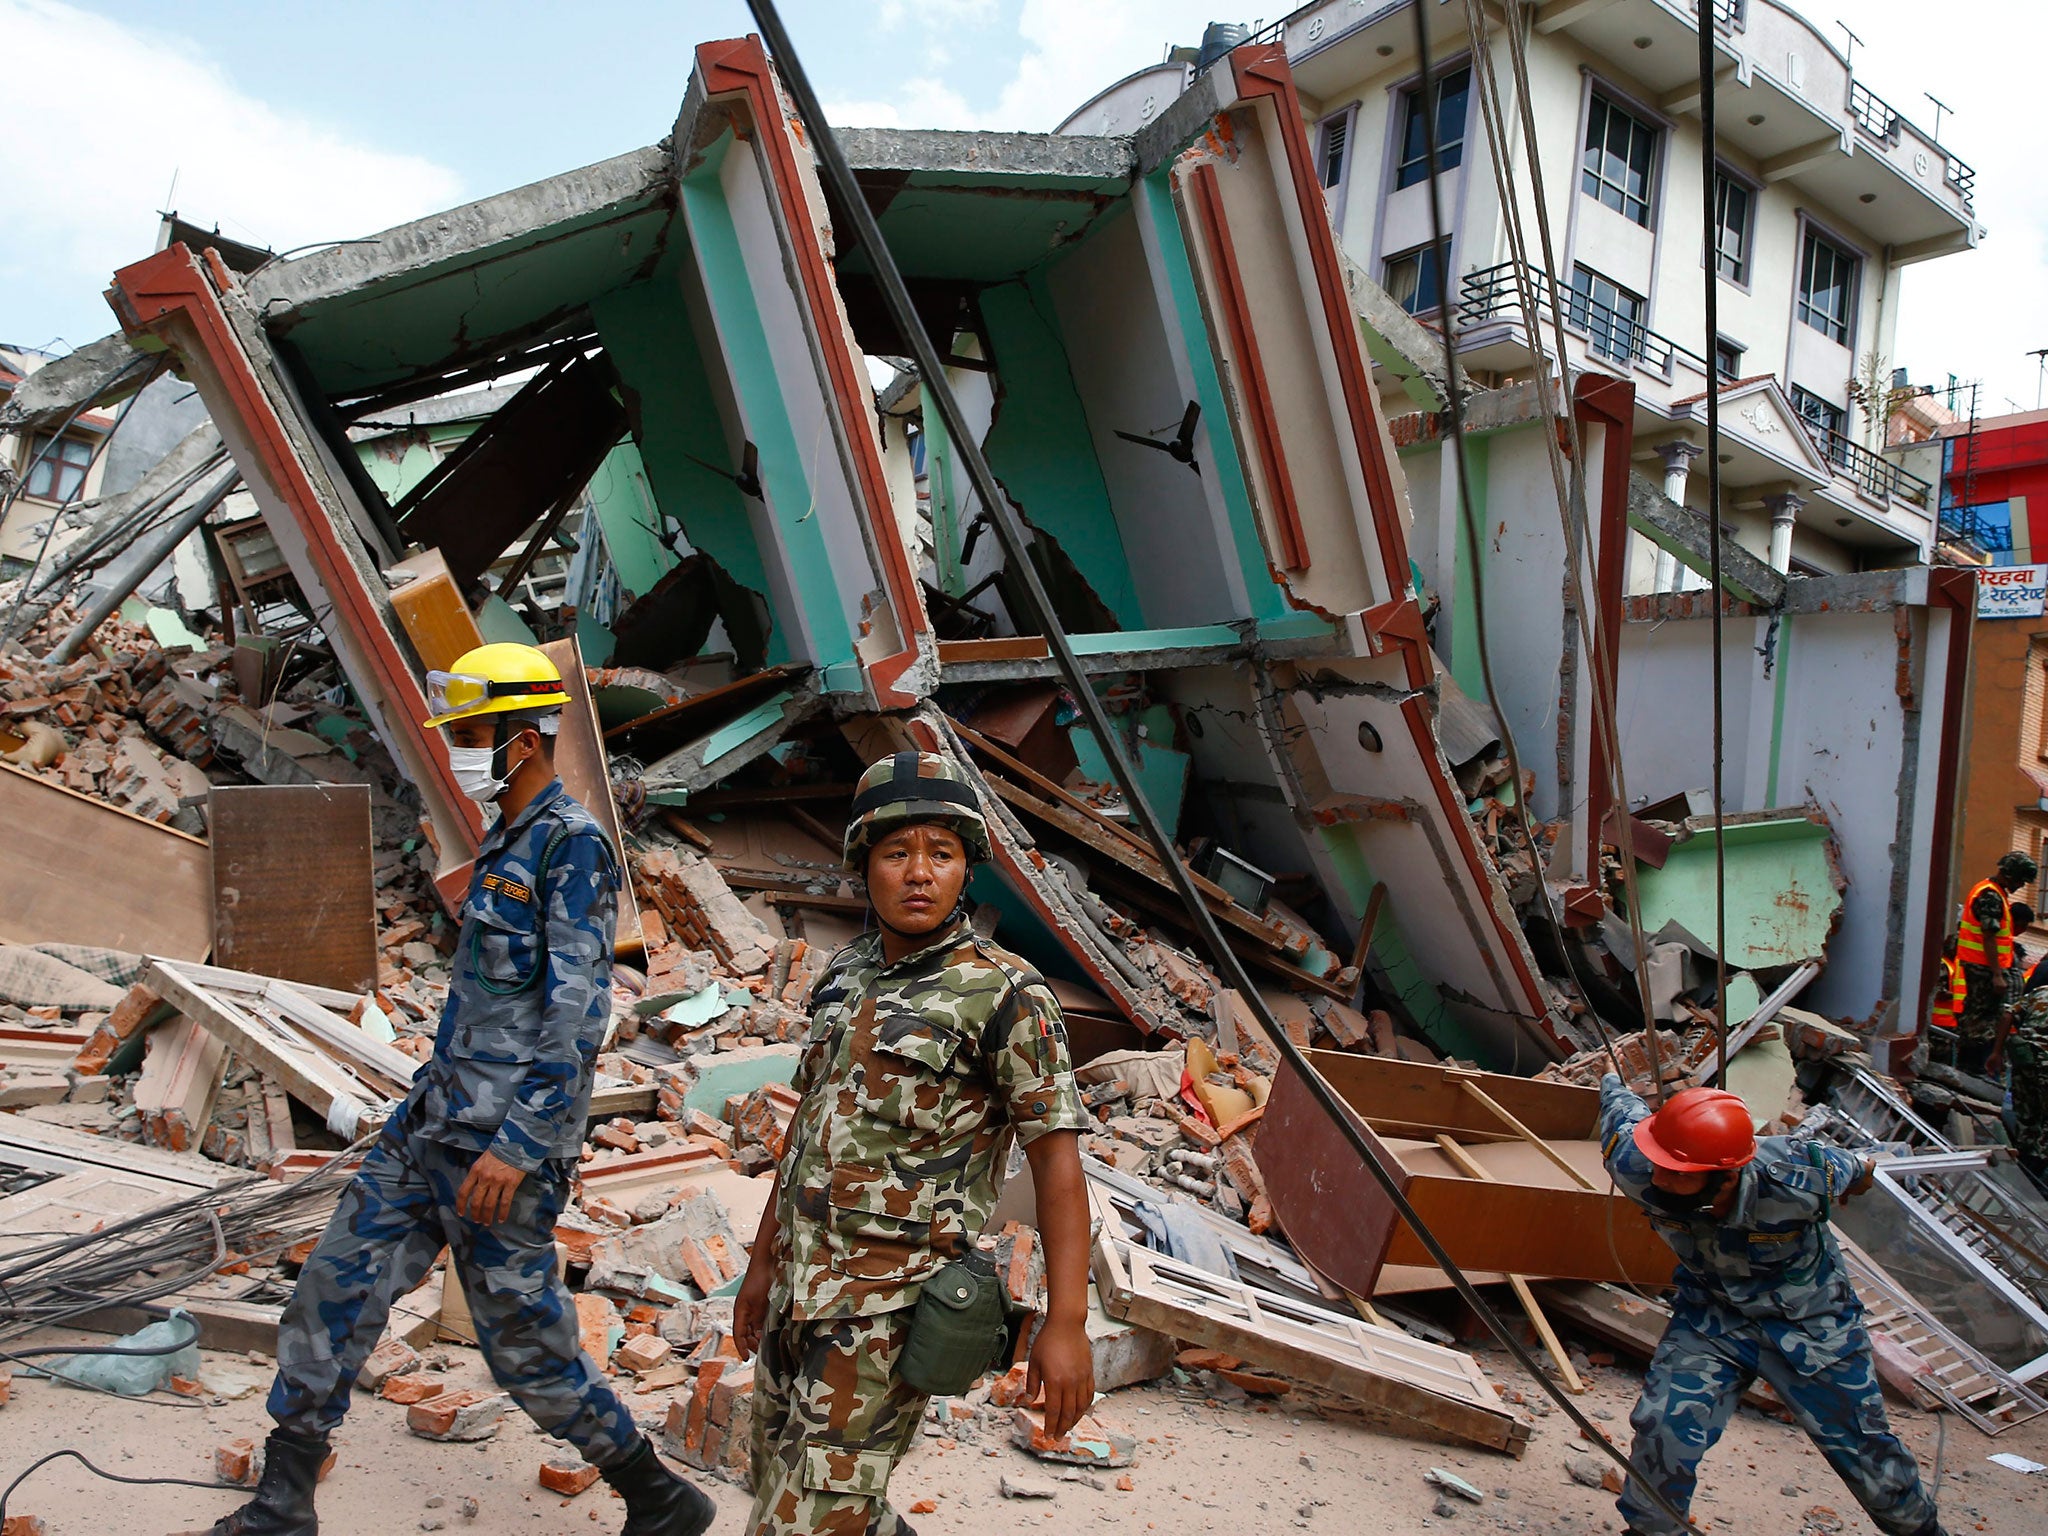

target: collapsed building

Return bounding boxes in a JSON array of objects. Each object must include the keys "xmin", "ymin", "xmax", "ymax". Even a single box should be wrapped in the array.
[{"xmin": 1, "ymin": 24, "xmax": 2044, "ymax": 1517}]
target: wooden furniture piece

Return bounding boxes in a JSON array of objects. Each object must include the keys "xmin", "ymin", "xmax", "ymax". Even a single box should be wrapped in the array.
[{"xmin": 1260, "ymin": 1051, "xmax": 1674, "ymax": 1297}]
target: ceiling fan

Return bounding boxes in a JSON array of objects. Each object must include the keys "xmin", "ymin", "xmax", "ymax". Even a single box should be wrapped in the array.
[
  {"xmin": 683, "ymin": 440, "xmax": 763, "ymax": 500},
  {"xmin": 1114, "ymin": 400, "xmax": 1202, "ymax": 476}
]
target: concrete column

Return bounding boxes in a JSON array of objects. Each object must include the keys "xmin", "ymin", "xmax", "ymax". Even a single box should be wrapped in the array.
[
  {"xmin": 1653, "ymin": 441, "xmax": 1704, "ymax": 591},
  {"xmin": 1763, "ymin": 491, "xmax": 1805, "ymax": 574}
]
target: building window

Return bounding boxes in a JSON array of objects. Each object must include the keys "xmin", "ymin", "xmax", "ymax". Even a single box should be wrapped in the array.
[
  {"xmin": 1797, "ymin": 230, "xmax": 1857, "ymax": 344},
  {"xmin": 1384, "ymin": 240, "xmax": 1451, "ymax": 318},
  {"xmin": 1568, "ymin": 266, "xmax": 1644, "ymax": 364},
  {"xmin": 1394, "ymin": 65, "xmax": 1471, "ymax": 190},
  {"xmin": 1712, "ymin": 171, "xmax": 1751, "ymax": 283},
  {"xmin": 1793, "ymin": 385, "xmax": 1847, "ymax": 460},
  {"xmin": 1714, "ymin": 337, "xmax": 1745, "ymax": 383},
  {"xmin": 22, "ymin": 433, "xmax": 93, "ymax": 503},
  {"xmin": 1314, "ymin": 105, "xmax": 1358, "ymax": 227},
  {"xmin": 1582, "ymin": 93, "xmax": 1657, "ymax": 225}
]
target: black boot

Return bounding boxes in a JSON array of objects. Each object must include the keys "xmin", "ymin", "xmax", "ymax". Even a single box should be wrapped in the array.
[
  {"xmin": 599, "ymin": 1437, "xmax": 715, "ymax": 1536},
  {"xmin": 207, "ymin": 1429, "xmax": 325, "ymax": 1535}
]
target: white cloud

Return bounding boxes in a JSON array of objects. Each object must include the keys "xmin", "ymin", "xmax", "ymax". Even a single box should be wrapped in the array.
[
  {"xmin": 829, "ymin": 0, "xmax": 1206, "ymax": 133},
  {"xmin": 0, "ymin": 0, "xmax": 462, "ymax": 347},
  {"xmin": 877, "ymin": 0, "xmax": 997, "ymax": 29}
]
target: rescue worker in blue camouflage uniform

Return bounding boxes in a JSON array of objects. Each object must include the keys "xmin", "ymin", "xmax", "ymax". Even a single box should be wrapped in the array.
[
  {"xmin": 192, "ymin": 643, "xmax": 713, "ymax": 1536},
  {"xmin": 1598, "ymin": 1075, "xmax": 1948, "ymax": 1536},
  {"xmin": 732, "ymin": 750, "xmax": 1095, "ymax": 1536}
]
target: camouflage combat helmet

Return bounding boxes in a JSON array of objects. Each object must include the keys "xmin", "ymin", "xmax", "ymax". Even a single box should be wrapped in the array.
[
  {"xmin": 842, "ymin": 750, "xmax": 992, "ymax": 871},
  {"xmin": 2001, "ymin": 850, "xmax": 2040, "ymax": 887}
]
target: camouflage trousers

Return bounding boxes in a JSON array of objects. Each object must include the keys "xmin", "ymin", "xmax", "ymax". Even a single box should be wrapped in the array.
[
  {"xmin": 1959, "ymin": 963, "xmax": 2008, "ymax": 1044},
  {"xmin": 1618, "ymin": 1312, "xmax": 1936, "ymax": 1536},
  {"xmin": 266, "ymin": 1129, "xmax": 636, "ymax": 1465},
  {"xmin": 747, "ymin": 1309, "xmax": 927, "ymax": 1535}
]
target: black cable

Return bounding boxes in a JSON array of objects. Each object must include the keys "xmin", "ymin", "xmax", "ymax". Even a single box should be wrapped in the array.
[
  {"xmin": 0, "ymin": 1448, "xmax": 227, "ymax": 1526},
  {"xmin": 744, "ymin": 4, "xmax": 1690, "ymax": 1521},
  {"xmin": 1697, "ymin": 0, "xmax": 1731, "ymax": 1088}
]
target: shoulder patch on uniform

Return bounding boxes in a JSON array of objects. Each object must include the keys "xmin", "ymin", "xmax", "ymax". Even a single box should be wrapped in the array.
[{"xmin": 481, "ymin": 872, "xmax": 534, "ymax": 904}]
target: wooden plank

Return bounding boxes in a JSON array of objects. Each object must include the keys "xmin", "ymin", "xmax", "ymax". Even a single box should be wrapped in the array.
[
  {"xmin": 72, "ymin": 1294, "xmax": 284, "ymax": 1356},
  {"xmin": 0, "ymin": 1025, "xmax": 95, "ymax": 1068},
  {"xmin": 1090, "ymin": 1221, "xmax": 1527, "ymax": 1454},
  {"xmin": 1453, "ymin": 1076, "xmax": 1597, "ymax": 1191},
  {"xmin": 541, "ymin": 635, "xmax": 644, "ymax": 955},
  {"xmin": 0, "ymin": 1112, "xmax": 236, "ymax": 1187},
  {"xmin": 210, "ymin": 784, "xmax": 378, "ymax": 992},
  {"xmin": 936, "ymin": 637, "xmax": 1050, "ymax": 665},
  {"xmin": 148, "ymin": 959, "xmax": 392, "ymax": 1131},
  {"xmin": 386, "ymin": 548, "xmax": 486, "ymax": 673},
  {"xmin": 0, "ymin": 761, "xmax": 211, "ymax": 959},
  {"xmin": 587, "ymin": 1081, "xmax": 659, "ymax": 1119},
  {"xmin": 1435, "ymin": 1134, "xmax": 1584, "ymax": 1393}
]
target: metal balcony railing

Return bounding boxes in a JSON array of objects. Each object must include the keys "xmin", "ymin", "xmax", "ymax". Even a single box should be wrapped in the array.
[
  {"xmin": 1459, "ymin": 262, "xmax": 1710, "ymax": 378},
  {"xmin": 1848, "ymin": 79, "xmax": 1901, "ymax": 145},
  {"xmin": 1690, "ymin": 0, "xmax": 1747, "ymax": 28},
  {"xmin": 1805, "ymin": 419, "xmax": 1935, "ymax": 508}
]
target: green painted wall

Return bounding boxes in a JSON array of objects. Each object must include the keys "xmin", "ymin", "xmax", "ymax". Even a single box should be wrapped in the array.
[
  {"xmin": 978, "ymin": 275, "xmax": 1144, "ymax": 630},
  {"xmin": 581, "ymin": 442, "xmax": 673, "ymax": 601},
  {"xmin": 1135, "ymin": 170, "xmax": 1289, "ymax": 623},
  {"xmin": 1319, "ymin": 826, "xmax": 1485, "ymax": 1060},
  {"xmin": 678, "ymin": 139, "xmax": 852, "ymax": 667},
  {"xmin": 1450, "ymin": 435, "xmax": 1489, "ymax": 701},
  {"xmin": 589, "ymin": 273, "xmax": 784, "ymax": 662}
]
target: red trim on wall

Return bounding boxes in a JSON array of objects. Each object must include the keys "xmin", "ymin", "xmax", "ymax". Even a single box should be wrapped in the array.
[
  {"xmin": 1910, "ymin": 567, "xmax": 1978, "ymax": 1059},
  {"xmin": 1573, "ymin": 372, "xmax": 1636, "ymax": 885},
  {"xmin": 107, "ymin": 244, "xmax": 481, "ymax": 856},
  {"xmin": 1229, "ymin": 46, "xmax": 1411, "ymax": 601},
  {"xmin": 1185, "ymin": 162, "xmax": 1311, "ymax": 572},
  {"xmin": 695, "ymin": 37, "xmax": 929, "ymax": 707}
]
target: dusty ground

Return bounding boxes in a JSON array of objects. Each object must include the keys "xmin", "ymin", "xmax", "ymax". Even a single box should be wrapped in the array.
[{"xmin": 2, "ymin": 1329, "xmax": 2042, "ymax": 1535}]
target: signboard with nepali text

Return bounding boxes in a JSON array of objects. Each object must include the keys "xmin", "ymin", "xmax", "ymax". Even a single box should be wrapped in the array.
[{"xmin": 1977, "ymin": 564, "xmax": 2048, "ymax": 619}]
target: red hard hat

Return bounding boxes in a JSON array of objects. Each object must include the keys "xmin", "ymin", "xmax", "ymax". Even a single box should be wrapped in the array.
[{"xmin": 1633, "ymin": 1087, "xmax": 1757, "ymax": 1173}]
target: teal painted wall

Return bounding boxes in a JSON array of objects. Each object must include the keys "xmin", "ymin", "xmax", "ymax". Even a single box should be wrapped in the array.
[
  {"xmin": 589, "ymin": 274, "xmax": 785, "ymax": 662},
  {"xmin": 679, "ymin": 141, "xmax": 853, "ymax": 667},
  {"xmin": 1450, "ymin": 435, "xmax": 1489, "ymax": 701},
  {"xmin": 979, "ymin": 275, "xmax": 1144, "ymax": 630},
  {"xmin": 580, "ymin": 441, "xmax": 673, "ymax": 602},
  {"xmin": 1135, "ymin": 170, "xmax": 1289, "ymax": 623}
]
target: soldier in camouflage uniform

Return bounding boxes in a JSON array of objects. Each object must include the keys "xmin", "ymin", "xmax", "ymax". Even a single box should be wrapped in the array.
[
  {"xmin": 733, "ymin": 751, "xmax": 1094, "ymax": 1535},
  {"xmin": 197, "ymin": 644, "xmax": 713, "ymax": 1536},
  {"xmin": 1598, "ymin": 1076, "xmax": 1947, "ymax": 1536},
  {"xmin": 2008, "ymin": 975, "xmax": 2048, "ymax": 1190}
]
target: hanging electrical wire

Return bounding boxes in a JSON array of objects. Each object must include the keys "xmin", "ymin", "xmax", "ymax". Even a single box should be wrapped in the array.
[{"xmin": 742, "ymin": 2, "xmax": 1694, "ymax": 1519}]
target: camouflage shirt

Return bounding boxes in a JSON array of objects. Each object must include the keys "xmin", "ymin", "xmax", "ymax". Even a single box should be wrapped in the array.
[
  {"xmin": 1599, "ymin": 1076, "xmax": 1871, "ymax": 1373},
  {"xmin": 402, "ymin": 779, "xmax": 620, "ymax": 1172},
  {"xmin": 2009, "ymin": 992, "xmax": 2048, "ymax": 1159},
  {"xmin": 768, "ymin": 922, "xmax": 1086, "ymax": 1322}
]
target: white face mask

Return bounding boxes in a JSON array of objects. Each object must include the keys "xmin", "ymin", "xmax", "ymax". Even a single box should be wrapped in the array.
[{"xmin": 447, "ymin": 745, "xmax": 508, "ymax": 804}]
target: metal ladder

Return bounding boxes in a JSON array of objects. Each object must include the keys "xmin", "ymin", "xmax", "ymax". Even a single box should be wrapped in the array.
[{"xmin": 1840, "ymin": 1236, "xmax": 2048, "ymax": 1434}]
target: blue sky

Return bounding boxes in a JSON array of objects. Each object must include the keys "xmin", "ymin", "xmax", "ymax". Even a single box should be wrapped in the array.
[{"xmin": 1, "ymin": 0, "xmax": 2040, "ymax": 408}]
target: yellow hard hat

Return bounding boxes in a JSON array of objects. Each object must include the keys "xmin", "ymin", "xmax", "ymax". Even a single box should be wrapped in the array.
[{"xmin": 422, "ymin": 643, "xmax": 570, "ymax": 728}]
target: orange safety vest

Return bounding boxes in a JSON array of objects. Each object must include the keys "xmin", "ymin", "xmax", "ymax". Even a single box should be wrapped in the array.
[
  {"xmin": 1956, "ymin": 879, "xmax": 2013, "ymax": 968},
  {"xmin": 1930, "ymin": 955, "xmax": 1963, "ymax": 1029}
]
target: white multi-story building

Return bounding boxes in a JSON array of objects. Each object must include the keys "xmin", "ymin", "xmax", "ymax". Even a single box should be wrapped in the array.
[
  {"xmin": 1065, "ymin": 0, "xmax": 1980, "ymax": 584},
  {"xmin": 1, "ymin": 344, "xmax": 118, "ymax": 574}
]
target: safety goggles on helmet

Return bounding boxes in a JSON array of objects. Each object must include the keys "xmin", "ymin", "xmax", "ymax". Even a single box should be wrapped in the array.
[{"xmin": 425, "ymin": 670, "xmax": 565, "ymax": 720}]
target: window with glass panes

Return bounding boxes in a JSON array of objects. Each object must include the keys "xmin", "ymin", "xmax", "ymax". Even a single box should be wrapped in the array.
[
  {"xmin": 1797, "ymin": 231, "xmax": 1856, "ymax": 344},
  {"xmin": 23, "ymin": 433, "xmax": 93, "ymax": 503},
  {"xmin": 1582, "ymin": 93, "xmax": 1657, "ymax": 225},
  {"xmin": 1713, "ymin": 172, "xmax": 1751, "ymax": 283},
  {"xmin": 1394, "ymin": 66, "xmax": 1470, "ymax": 190},
  {"xmin": 1792, "ymin": 386, "xmax": 1847, "ymax": 462},
  {"xmin": 1384, "ymin": 240, "xmax": 1451, "ymax": 318},
  {"xmin": 1714, "ymin": 338, "xmax": 1744, "ymax": 383},
  {"xmin": 1568, "ymin": 266, "xmax": 1644, "ymax": 363}
]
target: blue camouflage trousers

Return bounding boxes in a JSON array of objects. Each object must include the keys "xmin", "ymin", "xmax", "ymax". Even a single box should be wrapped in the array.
[
  {"xmin": 266, "ymin": 1130, "xmax": 636, "ymax": 1466},
  {"xmin": 1619, "ymin": 1312, "xmax": 1936, "ymax": 1536}
]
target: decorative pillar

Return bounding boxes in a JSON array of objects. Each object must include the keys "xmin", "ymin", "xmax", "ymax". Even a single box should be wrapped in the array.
[
  {"xmin": 1653, "ymin": 440, "xmax": 1704, "ymax": 591},
  {"xmin": 1763, "ymin": 490, "xmax": 1805, "ymax": 574}
]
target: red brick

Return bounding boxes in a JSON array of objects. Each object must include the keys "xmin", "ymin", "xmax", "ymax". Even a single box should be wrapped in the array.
[
  {"xmin": 380, "ymin": 1372, "xmax": 446, "ymax": 1404},
  {"xmin": 407, "ymin": 1388, "xmax": 507, "ymax": 1440},
  {"xmin": 215, "ymin": 1438, "xmax": 259, "ymax": 1486},
  {"xmin": 538, "ymin": 1458, "xmax": 602, "ymax": 1496}
]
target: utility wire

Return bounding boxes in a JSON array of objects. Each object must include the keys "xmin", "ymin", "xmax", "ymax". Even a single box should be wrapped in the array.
[
  {"xmin": 1697, "ymin": 0, "xmax": 1732, "ymax": 1089},
  {"xmin": 744, "ymin": 3, "xmax": 1691, "ymax": 1520}
]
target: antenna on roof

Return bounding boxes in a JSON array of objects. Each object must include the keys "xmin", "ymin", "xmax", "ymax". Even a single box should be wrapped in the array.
[
  {"xmin": 1835, "ymin": 20, "xmax": 1862, "ymax": 71},
  {"xmin": 1925, "ymin": 92, "xmax": 1952, "ymax": 141}
]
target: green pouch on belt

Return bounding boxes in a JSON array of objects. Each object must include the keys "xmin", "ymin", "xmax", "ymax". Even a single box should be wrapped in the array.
[{"xmin": 899, "ymin": 1250, "xmax": 1011, "ymax": 1397}]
